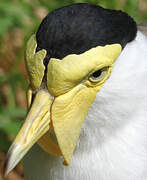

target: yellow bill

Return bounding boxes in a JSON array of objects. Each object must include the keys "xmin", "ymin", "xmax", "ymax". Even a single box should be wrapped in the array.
[{"xmin": 3, "ymin": 89, "xmax": 53, "ymax": 177}]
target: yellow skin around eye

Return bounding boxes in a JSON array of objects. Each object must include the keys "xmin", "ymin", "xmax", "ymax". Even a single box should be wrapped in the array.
[
  {"xmin": 85, "ymin": 66, "xmax": 113, "ymax": 89},
  {"xmin": 25, "ymin": 34, "xmax": 47, "ymax": 90},
  {"xmin": 88, "ymin": 67, "xmax": 110, "ymax": 83}
]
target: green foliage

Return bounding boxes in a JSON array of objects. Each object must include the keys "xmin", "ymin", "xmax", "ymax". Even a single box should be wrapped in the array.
[
  {"xmin": 0, "ymin": 0, "xmax": 39, "ymax": 37},
  {"xmin": 0, "ymin": 132, "xmax": 11, "ymax": 152},
  {"xmin": 0, "ymin": 71, "xmax": 27, "ymax": 151},
  {"xmin": 123, "ymin": 0, "xmax": 140, "ymax": 22},
  {"xmin": 0, "ymin": 107, "xmax": 24, "ymax": 136}
]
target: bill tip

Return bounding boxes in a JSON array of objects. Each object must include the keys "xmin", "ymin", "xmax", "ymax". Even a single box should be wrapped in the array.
[{"xmin": 2, "ymin": 158, "xmax": 9, "ymax": 178}]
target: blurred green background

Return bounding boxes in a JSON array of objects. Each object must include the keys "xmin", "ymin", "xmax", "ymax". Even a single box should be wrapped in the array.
[{"xmin": 0, "ymin": 0, "xmax": 147, "ymax": 179}]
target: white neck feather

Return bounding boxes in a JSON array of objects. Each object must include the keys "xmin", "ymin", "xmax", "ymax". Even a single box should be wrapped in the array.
[{"xmin": 24, "ymin": 31, "xmax": 147, "ymax": 180}]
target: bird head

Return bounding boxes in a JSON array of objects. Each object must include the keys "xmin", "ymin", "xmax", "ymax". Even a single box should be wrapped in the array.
[{"xmin": 4, "ymin": 3, "xmax": 137, "ymax": 177}]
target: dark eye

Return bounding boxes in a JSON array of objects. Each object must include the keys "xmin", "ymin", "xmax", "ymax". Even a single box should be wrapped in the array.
[
  {"xmin": 92, "ymin": 70, "xmax": 102, "ymax": 78},
  {"xmin": 89, "ymin": 67, "xmax": 109, "ymax": 83}
]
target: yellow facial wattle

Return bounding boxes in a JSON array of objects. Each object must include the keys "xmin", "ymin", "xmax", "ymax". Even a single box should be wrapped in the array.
[
  {"xmin": 4, "ymin": 34, "xmax": 122, "ymax": 176},
  {"xmin": 25, "ymin": 35, "xmax": 47, "ymax": 90}
]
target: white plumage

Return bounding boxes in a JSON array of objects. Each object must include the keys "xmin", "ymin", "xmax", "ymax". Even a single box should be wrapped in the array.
[{"xmin": 23, "ymin": 31, "xmax": 147, "ymax": 180}]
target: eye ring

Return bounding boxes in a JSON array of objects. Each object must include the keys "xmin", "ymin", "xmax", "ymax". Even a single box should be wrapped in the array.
[{"xmin": 89, "ymin": 67, "xmax": 109, "ymax": 83}]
